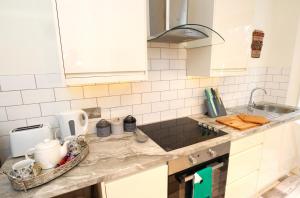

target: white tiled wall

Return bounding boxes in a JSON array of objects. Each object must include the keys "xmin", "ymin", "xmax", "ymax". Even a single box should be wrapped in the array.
[{"xmin": 0, "ymin": 43, "xmax": 290, "ymax": 161}]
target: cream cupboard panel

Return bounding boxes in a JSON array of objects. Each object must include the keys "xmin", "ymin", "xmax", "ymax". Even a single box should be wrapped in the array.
[
  {"xmin": 225, "ymin": 170, "xmax": 259, "ymax": 198},
  {"xmin": 55, "ymin": 0, "xmax": 147, "ymax": 84},
  {"xmin": 187, "ymin": 0, "xmax": 255, "ymax": 77},
  {"xmin": 257, "ymin": 125, "xmax": 283, "ymax": 191},
  {"xmin": 230, "ymin": 133, "xmax": 264, "ymax": 156},
  {"xmin": 104, "ymin": 164, "xmax": 168, "ymax": 198},
  {"xmin": 279, "ymin": 121, "xmax": 299, "ymax": 176},
  {"xmin": 227, "ymin": 145, "xmax": 262, "ymax": 184},
  {"xmin": 0, "ymin": 0, "xmax": 61, "ymax": 75}
]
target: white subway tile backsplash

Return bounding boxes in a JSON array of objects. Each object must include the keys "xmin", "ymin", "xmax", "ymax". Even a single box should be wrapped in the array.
[
  {"xmin": 161, "ymin": 48, "xmax": 178, "ymax": 59},
  {"xmin": 265, "ymin": 82, "xmax": 279, "ymax": 89},
  {"xmin": 170, "ymin": 99, "xmax": 185, "ymax": 109},
  {"xmin": 97, "ymin": 96, "xmax": 120, "ymax": 108},
  {"xmin": 170, "ymin": 80, "xmax": 185, "ymax": 90},
  {"xmin": 199, "ymin": 78, "xmax": 212, "ymax": 88},
  {"xmin": 132, "ymin": 82, "xmax": 151, "ymax": 93},
  {"xmin": 0, "ymin": 43, "xmax": 292, "ymax": 161},
  {"xmin": 152, "ymin": 101, "xmax": 169, "ymax": 112},
  {"xmin": 150, "ymin": 59, "xmax": 169, "ymax": 70},
  {"xmin": 148, "ymin": 48, "xmax": 160, "ymax": 59},
  {"xmin": 35, "ymin": 74, "xmax": 65, "ymax": 88},
  {"xmin": 177, "ymin": 70, "xmax": 187, "ymax": 80},
  {"xmin": 0, "ymin": 91, "xmax": 23, "ymax": 106},
  {"xmin": 0, "ymin": 120, "xmax": 27, "ymax": 136},
  {"xmin": 22, "ymin": 89, "xmax": 55, "ymax": 104},
  {"xmin": 71, "ymin": 98, "xmax": 97, "ymax": 109},
  {"xmin": 83, "ymin": 85, "xmax": 109, "ymax": 98},
  {"xmin": 27, "ymin": 116, "xmax": 59, "ymax": 128},
  {"xmin": 161, "ymin": 110, "xmax": 177, "ymax": 120},
  {"xmin": 41, "ymin": 101, "xmax": 70, "ymax": 116},
  {"xmin": 176, "ymin": 107, "xmax": 191, "ymax": 118},
  {"xmin": 148, "ymin": 71, "xmax": 161, "ymax": 81},
  {"xmin": 161, "ymin": 70, "xmax": 178, "ymax": 80},
  {"xmin": 279, "ymin": 82, "xmax": 289, "ymax": 90},
  {"xmin": 224, "ymin": 77, "xmax": 236, "ymax": 85},
  {"xmin": 109, "ymin": 83, "xmax": 131, "ymax": 96},
  {"xmin": 184, "ymin": 97, "xmax": 199, "ymax": 107},
  {"xmin": 121, "ymin": 94, "xmax": 141, "ymax": 105},
  {"xmin": 0, "ymin": 75, "xmax": 36, "ymax": 91},
  {"xmin": 170, "ymin": 60, "xmax": 186, "ymax": 70},
  {"xmin": 0, "ymin": 107, "xmax": 7, "ymax": 121},
  {"xmin": 6, "ymin": 104, "xmax": 41, "ymax": 120},
  {"xmin": 111, "ymin": 106, "xmax": 132, "ymax": 118},
  {"xmin": 150, "ymin": 42, "xmax": 169, "ymax": 48},
  {"xmin": 143, "ymin": 112, "xmax": 160, "ymax": 124},
  {"xmin": 271, "ymin": 90, "xmax": 286, "ymax": 97},
  {"xmin": 186, "ymin": 79, "xmax": 199, "ymax": 88},
  {"xmin": 142, "ymin": 92, "xmax": 160, "ymax": 103},
  {"xmin": 55, "ymin": 87, "xmax": 83, "ymax": 101},
  {"xmin": 152, "ymin": 81, "xmax": 169, "ymax": 92},
  {"xmin": 161, "ymin": 90, "xmax": 177, "ymax": 101},
  {"xmin": 267, "ymin": 67, "xmax": 282, "ymax": 75},
  {"xmin": 178, "ymin": 89, "xmax": 193, "ymax": 99},
  {"xmin": 178, "ymin": 49, "xmax": 187, "ymax": 59},
  {"xmin": 272, "ymin": 75, "xmax": 289, "ymax": 83},
  {"xmin": 133, "ymin": 104, "xmax": 151, "ymax": 115}
]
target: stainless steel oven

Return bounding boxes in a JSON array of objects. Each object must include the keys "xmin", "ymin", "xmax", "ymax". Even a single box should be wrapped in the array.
[{"xmin": 168, "ymin": 142, "xmax": 230, "ymax": 198}]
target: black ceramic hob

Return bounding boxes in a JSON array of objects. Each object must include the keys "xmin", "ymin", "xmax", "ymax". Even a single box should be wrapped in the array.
[{"xmin": 138, "ymin": 117, "xmax": 227, "ymax": 152}]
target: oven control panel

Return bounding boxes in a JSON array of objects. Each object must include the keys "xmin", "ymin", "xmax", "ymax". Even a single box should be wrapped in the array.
[{"xmin": 188, "ymin": 143, "xmax": 230, "ymax": 165}]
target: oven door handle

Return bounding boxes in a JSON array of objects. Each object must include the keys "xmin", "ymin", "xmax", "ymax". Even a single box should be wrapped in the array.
[{"xmin": 180, "ymin": 162, "xmax": 224, "ymax": 183}]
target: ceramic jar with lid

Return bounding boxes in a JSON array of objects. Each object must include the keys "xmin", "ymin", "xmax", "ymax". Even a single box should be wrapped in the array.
[
  {"xmin": 123, "ymin": 115, "xmax": 137, "ymax": 132},
  {"xmin": 96, "ymin": 119, "xmax": 111, "ymax": 137}
]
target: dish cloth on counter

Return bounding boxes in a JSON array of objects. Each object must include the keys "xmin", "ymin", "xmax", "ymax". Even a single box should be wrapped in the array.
[{"xmin": 193, "ymin": 167, "xmax": 212, "ymax": 198}]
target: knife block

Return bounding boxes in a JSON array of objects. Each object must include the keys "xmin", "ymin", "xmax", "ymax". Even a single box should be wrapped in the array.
[{"xmin": 205, "ymin": 98, "xmax": 227, "ymax": 118}]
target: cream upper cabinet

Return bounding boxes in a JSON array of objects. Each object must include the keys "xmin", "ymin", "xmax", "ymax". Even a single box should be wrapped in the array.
[
  {"xmin": 54, "ymin": 0, "xmax": 147, "ymax": 85},
  {"xmin": 101, "ymin": 164, "xmax": 168, "ymax": 198},
  {"xmin": 187, "ymin": 0, "xmax": 255, "ymax": 77}
]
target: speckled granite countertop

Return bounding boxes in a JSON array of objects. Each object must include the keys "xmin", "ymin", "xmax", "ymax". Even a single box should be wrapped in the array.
[{"xmin": 1, "ymin": 104, "xmax": 300, "ymax": 198}]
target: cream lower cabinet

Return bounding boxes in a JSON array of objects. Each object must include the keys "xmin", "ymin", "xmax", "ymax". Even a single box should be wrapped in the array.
[
  {"xmin": 226, "ymin": 120, "xmax": 300, "ymax": 198},
  {"xmin": 101, "ymin": 164, "xmax": 168, "ymax": 198},
  {"xmin": 257, "ymin": 121, "xmax": 300, "ymax": 192},
  {"xmin": 225, "ymin": 132, "xmax": 263, "ymax": 198}
]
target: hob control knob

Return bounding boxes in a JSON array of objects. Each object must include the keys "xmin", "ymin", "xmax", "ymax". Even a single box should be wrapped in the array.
[
  {"xmin": 208, "ymin": 149, "xmax": 217, "ymax": 157},
  {"xmin": 188, "ymin": 156, "xmax": 197, "ymax": 165}
]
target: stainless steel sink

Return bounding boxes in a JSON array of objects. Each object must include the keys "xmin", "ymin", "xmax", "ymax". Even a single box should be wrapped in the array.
[{"xmin": 253, "ymin": 104, "xmax": 297, "ymax": 114}]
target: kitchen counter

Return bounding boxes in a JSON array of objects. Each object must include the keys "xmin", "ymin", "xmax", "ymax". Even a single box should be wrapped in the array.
[{"xmin": 1, "ymin": 104, "xmax": 300, "ymax": 198}]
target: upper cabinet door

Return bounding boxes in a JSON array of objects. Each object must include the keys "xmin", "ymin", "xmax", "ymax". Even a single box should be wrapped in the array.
[{"xmin": 55, "ymin": 0, "xmax": 147, "ymax": 74}]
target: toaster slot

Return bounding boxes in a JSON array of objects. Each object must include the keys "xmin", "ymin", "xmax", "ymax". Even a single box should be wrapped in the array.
[{"xmin": 12, "ymin": 124, "xmax": 43, "ymax": 132}]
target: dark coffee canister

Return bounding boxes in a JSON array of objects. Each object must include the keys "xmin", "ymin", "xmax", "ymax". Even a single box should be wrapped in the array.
[
  {"xmin": 96, "ymin": 119, "xmax": 111, "ymax": 137},
  {"xmin": 123, "ymin": 115, "xmax": 137, "ymax": 132}
]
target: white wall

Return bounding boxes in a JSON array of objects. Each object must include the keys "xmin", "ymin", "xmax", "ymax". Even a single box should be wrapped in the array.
[
  {"xmin": 286, "ymin": 18, "xmax": 300, "ymax": 106},
  {"xmin": 249, "ymin": 0, "xmax": 300, "ymax": 69}
]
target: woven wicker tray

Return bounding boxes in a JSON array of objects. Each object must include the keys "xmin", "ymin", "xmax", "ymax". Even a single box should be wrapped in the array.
[{"xmin": 1, "ymin": 140, "xmax": 89, "ymax": 191}]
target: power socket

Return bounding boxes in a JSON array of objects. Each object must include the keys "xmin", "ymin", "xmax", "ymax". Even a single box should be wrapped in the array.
[{"xmin": 83, "ymin": 107, "xmax": 101, "ymax": 119}]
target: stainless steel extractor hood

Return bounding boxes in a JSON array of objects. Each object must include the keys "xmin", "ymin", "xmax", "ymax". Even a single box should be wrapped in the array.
[{"xmin": 148, "ymin": 0, "xmax": 225, "ymax": 47}]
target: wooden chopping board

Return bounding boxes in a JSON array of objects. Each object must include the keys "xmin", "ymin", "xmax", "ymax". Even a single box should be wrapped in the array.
[
  {"xmin": 237, "ymin": 113, "xmax": 269, "ymax": 125},
  {"xmin": 216, "ymin": 115, "xmax": 259, "ymax": 131}
]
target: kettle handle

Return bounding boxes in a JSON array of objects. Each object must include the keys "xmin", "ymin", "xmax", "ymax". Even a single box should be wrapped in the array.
[{"xmin": 80, "ymin": 110, "xmax": 89, "ymax": 134}]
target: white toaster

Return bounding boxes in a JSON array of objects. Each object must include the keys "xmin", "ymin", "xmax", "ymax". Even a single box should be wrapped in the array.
[{"xmin": 9, "ymin": 124, "xmax": 53, "ymax": 157}]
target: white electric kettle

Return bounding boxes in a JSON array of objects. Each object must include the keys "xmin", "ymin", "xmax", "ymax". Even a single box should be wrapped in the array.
[{"xmin": 57, "ymin": 110, "xmax": 88, "ymax": 139}]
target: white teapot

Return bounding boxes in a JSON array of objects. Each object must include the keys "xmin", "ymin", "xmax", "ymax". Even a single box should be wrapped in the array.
[{"xmin": 26, "ymin": 139, "xmax": 69, "ymax": 169}]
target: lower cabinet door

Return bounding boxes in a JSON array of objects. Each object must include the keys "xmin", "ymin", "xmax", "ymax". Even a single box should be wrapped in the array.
[
  {"xmin": 225, "ymin": 170, "xmax": 259, "ymax": 198},
  {"xmin": 104, "ymin": 164, "xmax": 168, "ymax": 198},
  {"xmin": 227, "ymin": 145, "xmax": 262, "ymax": 184}
]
